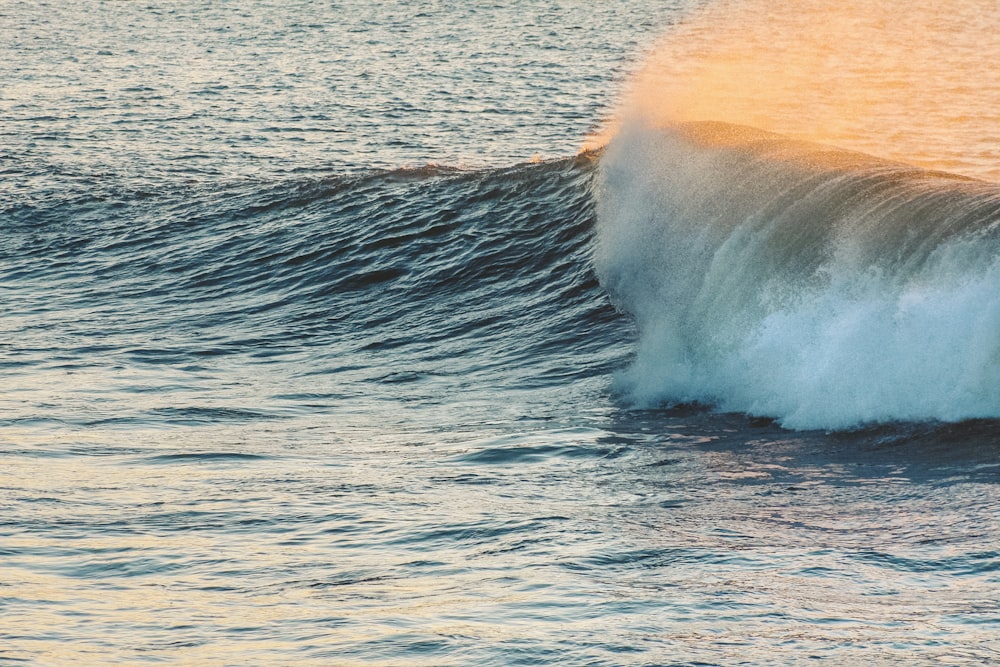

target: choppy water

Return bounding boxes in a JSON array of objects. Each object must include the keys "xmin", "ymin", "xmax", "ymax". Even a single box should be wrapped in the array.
[{"xmin": 3, "ymin": 1, "xmax": 1000, "ymax": 664}]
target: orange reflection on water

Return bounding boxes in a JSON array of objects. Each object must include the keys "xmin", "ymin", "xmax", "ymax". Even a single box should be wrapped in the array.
[{"xmin": 592, "ymin": 0, "xmax": 1000, "ymax": 181}]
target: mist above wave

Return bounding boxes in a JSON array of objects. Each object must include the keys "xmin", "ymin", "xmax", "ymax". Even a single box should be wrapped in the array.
[{"xmin": 589, "ymin": 0, "xmax": 1000, "ymax": 182}]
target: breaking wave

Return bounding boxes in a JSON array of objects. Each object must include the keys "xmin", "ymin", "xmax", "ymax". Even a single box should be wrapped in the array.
[{"xmin": 594, "ymin": 121, "xmax": 1000, "ymax": 429}]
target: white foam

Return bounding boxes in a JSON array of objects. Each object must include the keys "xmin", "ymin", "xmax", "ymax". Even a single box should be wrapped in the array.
[{"xmin": 595, "ymin": 123, "xmax": 1000, "ymax": 430}]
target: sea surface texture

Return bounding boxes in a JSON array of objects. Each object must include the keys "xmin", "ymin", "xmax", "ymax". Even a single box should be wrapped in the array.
[{"xmin": 3, "ymin": 0, "xmax": 1000, "ymax": 664}]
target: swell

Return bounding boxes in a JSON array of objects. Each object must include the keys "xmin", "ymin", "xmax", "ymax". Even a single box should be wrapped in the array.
[
  {"xmin": 595, "ymin": 121, "xmax": 1000, "ymax": 429},
  {"xmin": 2, "ymin": 156, "xmax": 626, "ymax": 404}
]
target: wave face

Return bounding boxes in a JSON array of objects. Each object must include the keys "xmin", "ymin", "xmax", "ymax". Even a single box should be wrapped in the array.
[
  {"xmin": 4, "ymin": 156, "xmax": 627, "ymax": 430},
  {"xmin": 595, "ymin": 122, "xmax": 1000, "ymax": 429}
]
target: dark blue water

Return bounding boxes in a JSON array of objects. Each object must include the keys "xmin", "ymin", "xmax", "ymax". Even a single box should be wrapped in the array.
[{"xmin": 3, "ymin": 1, "xmax": 1000, "ymax": 664}]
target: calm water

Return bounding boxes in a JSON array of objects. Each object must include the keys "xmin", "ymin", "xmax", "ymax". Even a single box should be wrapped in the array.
[{"xmin": 3, "ymin": 1, "xmax": 1000, "ymax": 664}]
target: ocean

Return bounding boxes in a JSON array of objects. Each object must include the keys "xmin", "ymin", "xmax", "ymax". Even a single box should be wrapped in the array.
[{"xmin": 3, "ymin": 0, "xmax": 1000, "ymax": 664}]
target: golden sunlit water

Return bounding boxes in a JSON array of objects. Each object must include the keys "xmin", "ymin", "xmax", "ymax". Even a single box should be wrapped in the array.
[{"xmin": 596, "ymin": 0, "xmax": 1000, "ymax": 181}]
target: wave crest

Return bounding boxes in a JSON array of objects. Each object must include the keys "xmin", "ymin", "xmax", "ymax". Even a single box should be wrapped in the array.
[{"xmin": 595, "ymin": 122, "xmax": 1000, "ymax": 429}]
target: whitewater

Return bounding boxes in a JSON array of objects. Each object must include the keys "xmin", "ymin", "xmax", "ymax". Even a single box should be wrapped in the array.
[
  {"xmin": 597, "ymin": 122, "xmax": 1000, "ymax": 429},
  {"xmin": 2, "ymin": 0, "xmax": 1000, "ymax": 664}
]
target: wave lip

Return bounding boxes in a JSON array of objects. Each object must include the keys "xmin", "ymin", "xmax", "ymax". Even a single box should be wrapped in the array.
[{"xmin": 595, "ymin": 121, "xmax": 1000, "ymax": 430}]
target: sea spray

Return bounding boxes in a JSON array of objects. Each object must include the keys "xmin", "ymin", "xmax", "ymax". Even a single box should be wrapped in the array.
[{"xmin": 591, "ymin": 0, "xmax": 1000, "ymax": 182}]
